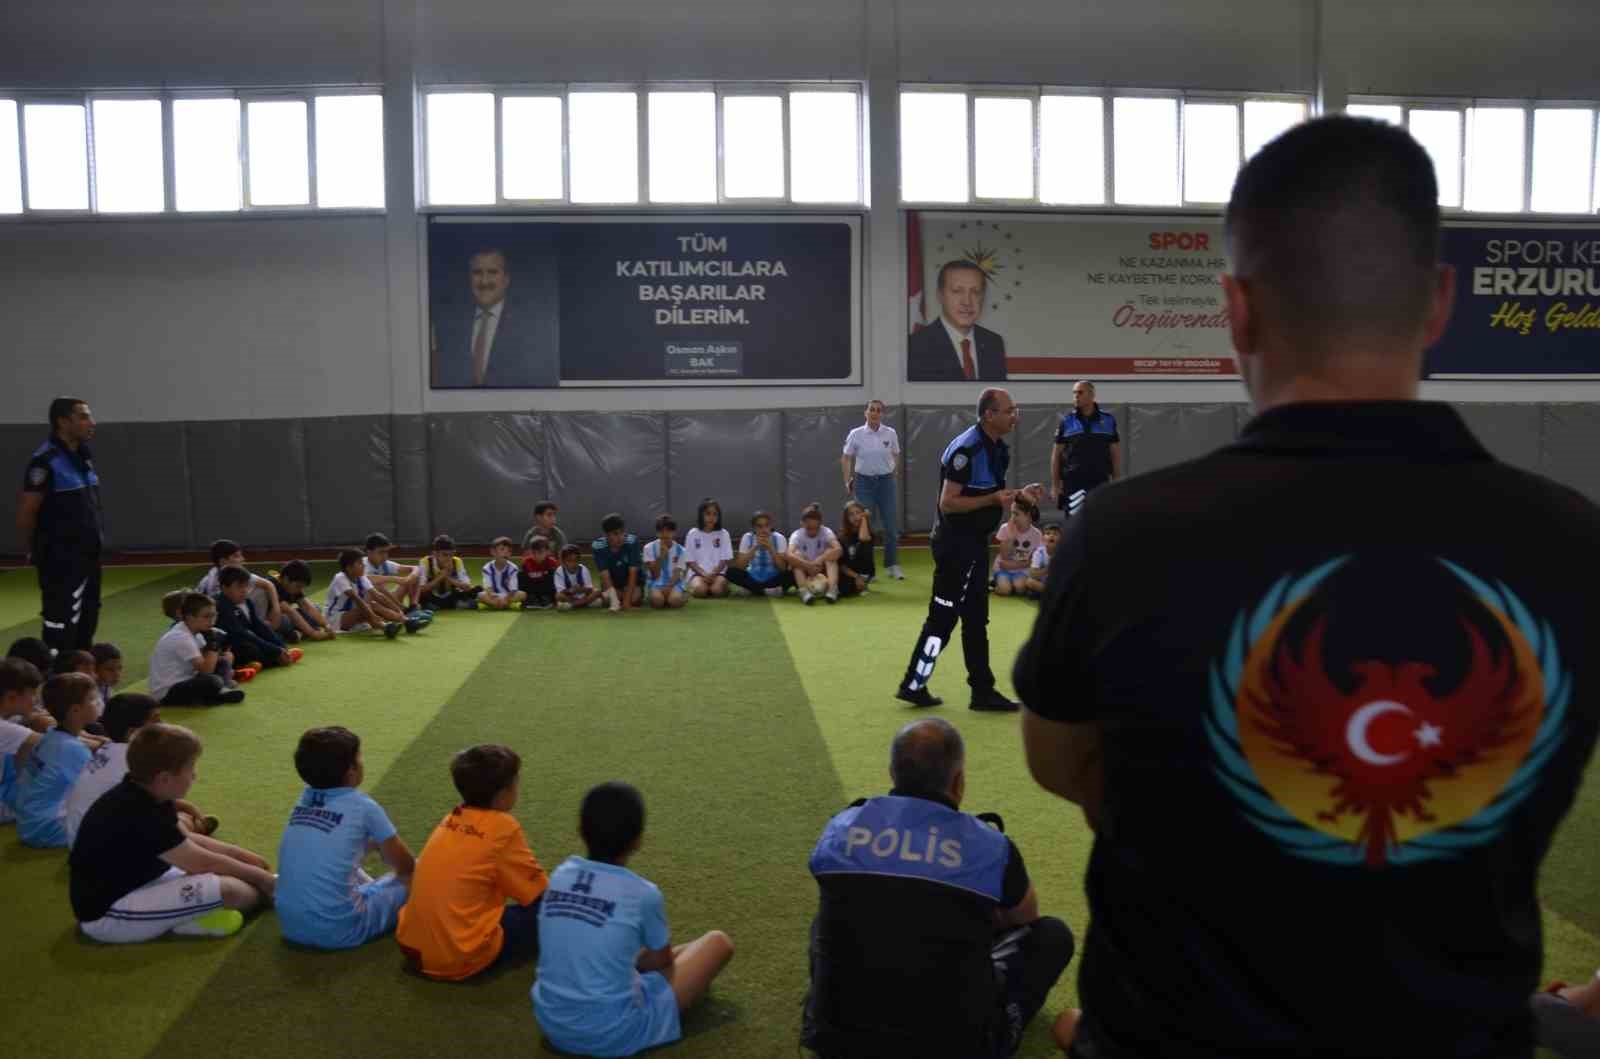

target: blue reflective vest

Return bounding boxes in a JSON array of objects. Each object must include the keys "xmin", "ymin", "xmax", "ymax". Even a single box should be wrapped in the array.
[{"xmin": 809, "ymin": 794, "xmax": 1009, "ymax": 900}]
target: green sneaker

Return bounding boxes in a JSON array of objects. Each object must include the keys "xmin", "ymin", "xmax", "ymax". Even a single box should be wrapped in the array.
[{"xmin": 173, "ymin": 908, "xmax": 244, "ymax": 938}]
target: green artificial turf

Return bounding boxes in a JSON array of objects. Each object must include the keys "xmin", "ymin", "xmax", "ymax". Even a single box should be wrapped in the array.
[{"xmin": 0, "ymin": 557, "xmax": 1595, "ymax": 1059}]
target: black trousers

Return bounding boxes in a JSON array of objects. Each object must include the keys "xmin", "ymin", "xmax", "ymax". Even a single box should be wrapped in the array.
[
  {"xmin": 1059, "ymin": 474, "xmax": 1110, "ymax": 517},
  {"xmin": 160, "ymin": 674, "xmax": 228, "ymax": 706},
  {"xmin": 901, "ymin": 530, "xmax": 993, "ymax": 693},
  {"xmin": 725, "ymin": 567, "xmax": 794, "ymax": 594},
  {"xmin": 420, "ymin": 585, "xmax": 481, "ymax": 610},
  {"xmin": 36, "ymin": 551, "xmax": 102, "ymax": 653}
]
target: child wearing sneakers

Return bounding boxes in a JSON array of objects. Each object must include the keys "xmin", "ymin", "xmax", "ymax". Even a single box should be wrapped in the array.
[
  {"xmin": 197, "ymin": 539, "xmax": 286, "ymax": 635},
  {"xmin": 1023, "ymin": 523, "xmax": 1060, "ymax": 599},
  {"xmin": 789, "ymin": 503, "xmax": 842, "ymax": 605},
  {"xmin": 533, "ymin": 782, "xmax": 735, "ymax": 1057},
  {"xmin": 150, "ymin": 593, "xmax": 247, "ymax": 706},
  {"xmin": 481, "ymin": 537, "xmax": 528, "ymax": 610},
  {"xmin": 276, "ymin": 726, "xmax": 414, "ymax": 950},
  {"xmin": 641, "ymin": 514, "xmax": 690, "ymax": 610},
  {"xmin": 269, "ymin": 560, "xmax": 336, "ymax": 641},
  {"xmin": 396, "ymin": 744, "xmax": 549, "ymax": 980},
  {"xmin": 325, "ymin": 550, "xmax": 422, "ymax": 638},
  {"xmin": 418, "ymin": 535, "xmax": 482, "ymax": 611},
  {"xmin": 214, "ymin": 567, "xmax": 299, "ymax": 670},
  {"xmin": 10, "ymin": 673, "xmax": 99, "ymax": 847},
  {"xmin": 554, "ymin": 545, "xmax": 603, "ymax": 610},
  {"xmin": 521, "ymin": 537, "xmax": 561, "ymax": 610},
  {"xmin": 592, "ymin": 514, "xmax": 644, "ymax": 612},
  {"xmin": 365, "ymin": 533, "xmax": 424, "ymax": 615},
  {"xmin": 992, "ymin": 498, "xmax": 1042, "ymax": 597},
  {"xmin": 63, "ymin": 693, "xmax": 218, "ymax": 847},
  {"xmin": 69, "ymin": 723, "xmax": 275, "ymax": 943}
]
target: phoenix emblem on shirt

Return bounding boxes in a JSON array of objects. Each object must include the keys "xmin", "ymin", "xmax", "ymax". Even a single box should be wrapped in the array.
[{"xmin": 1204, "ymin": 557, "xmax": 1568, "ymax": 869}]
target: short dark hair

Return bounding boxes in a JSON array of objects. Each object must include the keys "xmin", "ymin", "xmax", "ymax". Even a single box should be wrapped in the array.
[
  {"xmin": 937, "ymin": 260, "xmax": 986, "ymax": 292},
  {"xmin": 750, "ymin": 509, "xmax": 771, "ymax": 528},
  {"xmin": 600, "ymin": 513, "xmax": 625, "ymax": 534},
  {"xmin": 654, "ymin": 513, "xmax": 676, "ymax": 532},
  {"xmin": 161, "ymin": 589, "xmax": 186, "ymax": 620},
  {"xmin": 977, "ymin": 388, "xmax": 1006, "ymax": 418},
  {"xmin": 1225, "ymin": 115, "xmax": 1441, "ymax": 353},
  {"xmin": 128, "ymin": 723, "xmax": 201, "ymax": 783},
  {"xmin": 209, "ymin": 539, "xmax": 243, "ymax": 566},
  {"xmin": 104, "ymin": 693, "xmax": 159, "ymax": 743},
  {"xmin": 49, "ymin": 396, "xmax": 86, "ymax": 431},
  {"xmin": 280, "ymin": 559, "xmax": 312, "ymax": 584},
  {"xmin": 0, "ymin": 657, "xmax": 44, "ymax": 697},
  {"xmin": 294, "ymin": 726, "xmax": 362, "ymax": 789},
  {"xmin": 528, "ymin": 535, "xmax": 551, "ymax": 553},
  {"xmin": 889, "ymin": 718, "xmax": 965, "ymax": 800},
  {"xmin": 866, "ymin": 398, "xmax": 884, "ymax": 411},
  {"xmin": 801, "ymin": 503, "xmax": 823, "ymax": 522},
  {"xmin": 559, "ymin": 543, "xmax": 581, "ymax": 559},
  {"xmin": 52, "ymin": 649, "xmax": 94, "ymax": 675},
  {"xmin": 43, "ymin": 673, "xmax": 97, "ymax": 723},
  {"xmin": 90, "ymin": 643, "xmax": 122, "ymax": 665},
  {"xmin": 179, "ymin": 591, "xmax": 216, "ymax": 620},
  {"xmin": 451, "ymin": 744, "xmax": 522, "ymax": 809},
  {"xmin": 1042, "ymin": 522, "xmax": 1063, "ymax": 535},
  {"xmin": 491, "ymin": 536, "xmax": 514, "ymax": 550},
  {"xmin": 217, "ymin": 565, "xmax": 252, "ymax": 589},
  {"xmin": 338, "ymin": 548, "xmax": 364, "ymax": 572},
  {"xmin": 431, "ymin": 534, "xmax": 455, "ymax": 551},
  {"xmin": 365, "ymin": 532, "xmax": 392, "ymax": 551},
  {"xmin": 695, "ymin": 498, "xmax": 723, "ymax": 532},
  {"xmin": 534, "ymin": 501, "xmax": 558, "ymax": 517},
  {"xmin": 6, "ymin": 637, "xmax": 53, "ymax": 673},
  {"xmin": 580, "ymin": 781, "xmax": 646, "ymax": 863},
  {"xmin": 470, "ymin": 247, "xmax": 508, "ymax": 269}
]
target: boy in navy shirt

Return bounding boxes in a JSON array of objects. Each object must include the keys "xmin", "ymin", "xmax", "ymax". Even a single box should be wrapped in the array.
[
  {"xmin": 215, "ymin": 566, "xmax": 300, "ymax": 670},
  {"xmin": 11, "ymin": 673, "xmax": 99, "ymax": 847},
  {"xmin": 591, "ymin": 514, "xmax": 643, "ymax": 613},
  {"xmin": 534, "ymin": 782, "xmax": 733, "ymax": 1056},
  {"xmin": 276, "ymin": 726, "xmax": 414, "ymax": 949}
]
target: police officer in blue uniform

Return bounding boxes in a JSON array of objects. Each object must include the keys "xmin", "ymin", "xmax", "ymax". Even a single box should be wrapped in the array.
[
  {"xmin": 16, "ymin": 398, "xmax": 104, "ymax": 653},
  {"xmin": 898, "ymin": 388, "xmax": 1041, "ymax": 710},
  {"xmin": 803, "ymin": 718, "xmax": 1074, "ymax": 1058},
  {"xmin": 1050, "ymin": 380, "xmax": 1120, "ymax": 518}
]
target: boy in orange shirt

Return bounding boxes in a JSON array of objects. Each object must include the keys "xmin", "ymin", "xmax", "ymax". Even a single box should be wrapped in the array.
[{"xmin": 396, "ymin": 744, "xmax": 548, "ymax": 979}]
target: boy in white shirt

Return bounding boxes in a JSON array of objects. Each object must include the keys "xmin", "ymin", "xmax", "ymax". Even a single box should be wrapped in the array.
[
  {"xmin": 481, "ymin": 537, "xmax": 528, "ymax": 610},
  {"xmin": 1024, "ymin": 523, "xmax": 1060, "ymax": 599},
  {"xmin": 684, "ymin": 499, "xmax": 733, "ymax": 599},
  {"xmin": 148, "ymin": 594, "xmax": 247, "ymax": 707},
  {"xmin": 642, "ymin": 515, "xmax": 690, "ymax": 610},
  {"xmin": 365, "ymin": 533, "xmax": 425, "ymax": 615},
  {"xmin": 196, "ymin": 539, "xmax": 286, "ymax": 637},
  {"xmin": 325, "ymin": 550, "xmax": 420, "ymax": 638},
  {"xmin": 554, "ymin": 545, "xmax": 603, "ymax": 610},
  {"xmin": 992, "ymin": 499, "xmax": 1043, "ymax": 597},
  {"xmin": 789, "ymin": 503, "xmax": 842, "ymax": 605}
]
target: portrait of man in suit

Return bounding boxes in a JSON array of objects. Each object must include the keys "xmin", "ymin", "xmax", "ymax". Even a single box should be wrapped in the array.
[
  {"xmin": 430, "ymin": 247, "xmax": 560, "ymax": 389},
  {"xmin": 907, "ymin": 260, "xmax": 1008, "ymax": 382}
]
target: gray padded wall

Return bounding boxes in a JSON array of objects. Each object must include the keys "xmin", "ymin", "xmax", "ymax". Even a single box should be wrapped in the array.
[
  {"xmin": 96, "ymin": 422, "xmax": 194, "ymax": 551},
  {"xmin": 668, "ymin": 411, "xmax": 783, "ymax": 535},
  {"xmin": 186, "ymin": 419, "xmax": 311, "ymax": 547},
  {"xmin": 1127, "ymin": 403, "xmax": 1237, "ymax": 475},
  {"xmin": 1011, "ymin": 408, "xmax": 1059, "ymax": 512},
  {"xmin": 0, "ymin": 424, "xmax": 41, "ymax": 551},
  {"xmin": 782, "ymin": 406, "xmax": 875, "ymax": 533},
  {"xmin": 1541, "ymin": 405, "xmax": 1600, "ymax": 503},
  {"xmin": 545, "ymin": 412, "xmax": 668, "ymax": 541},
  {"xmin": 426, "ymin": 413, "xmax": 545, "ymax": 544},
  {"xmin": 902, "ymin": 407, "xmax": 973, "ymax": 533},
  {"xmin": 391, "ymin": 414, "xmax": 432, "ymax": 545}
]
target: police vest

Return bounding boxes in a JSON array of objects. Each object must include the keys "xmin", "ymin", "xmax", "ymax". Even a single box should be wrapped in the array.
[{"xmin": 809, "ymin": 794, "xmax": 1008, "ymax": 900}]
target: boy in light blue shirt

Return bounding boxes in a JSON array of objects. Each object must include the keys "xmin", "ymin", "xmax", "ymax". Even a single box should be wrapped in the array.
[
  {"xmin": 11, "ymin": 673, "xmax": 99, "ymax": 848},
  {"xmin": 641, "ymin": 514, "xmax": 690, "ymax": 610},
  {"xmin": 533, "ymin": 782, "xmax": 734, "ymax": 1058},
  {"xmin": 276, "ymin": 726, "xmax": 414, "ymax": 949}
]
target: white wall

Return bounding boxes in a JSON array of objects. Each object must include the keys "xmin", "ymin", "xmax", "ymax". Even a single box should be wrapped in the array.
[{"xmin": 2, "ymin": 0, "xmax": 1599, "ymax": 425}]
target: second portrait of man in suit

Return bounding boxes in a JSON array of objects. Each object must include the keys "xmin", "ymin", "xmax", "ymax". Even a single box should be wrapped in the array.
[
  {"xmin": 430, "ymin": 247, "xmax": 561, "ymax": 389},
  {"xmin": 907, "ymin": 260, "xmax": 1008, "ymax": 382}
]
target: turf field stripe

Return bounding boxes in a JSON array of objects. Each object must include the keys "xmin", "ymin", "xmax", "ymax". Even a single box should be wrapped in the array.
[
  {"xmin": 0, "ymin": 565, "xmax": 204, "ymax": 645},
  {"xmin": 1542, "ymin": 902, "xmax": 1600, "ymax": 986}
]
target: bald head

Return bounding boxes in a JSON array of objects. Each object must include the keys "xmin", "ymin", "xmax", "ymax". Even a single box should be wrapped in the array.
[{"xmin": 890, "ymin": 718, "xmax": 965, "ymax": 801}]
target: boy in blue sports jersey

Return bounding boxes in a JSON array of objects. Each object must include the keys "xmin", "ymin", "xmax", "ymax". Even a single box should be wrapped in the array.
[
  {"xmin": 481, "ymin": 536, "xmax": 528, "ymax": 610},
  {"xmin": 591, "ymin": 514, "xmax": 643, "ymax": 613},
  {"xmin": 276, "ymin": 726, "xmax": 415, "ymax": 949},
  {"xmin": 11, "ymin": 673, "xmax": 100, "ymax": 847},
  {"xmin": 533, "ymin": 782, "xmax": 734, "ymax": 1057},
  {"xmin": 641, "ymin": 515, "xmax": 689, "ymax": 610}
]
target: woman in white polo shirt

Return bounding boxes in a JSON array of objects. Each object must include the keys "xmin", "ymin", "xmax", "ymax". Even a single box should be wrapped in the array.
[{"xmin": 684, "ymin": 498, "xmax": 733, "ymax": 598}]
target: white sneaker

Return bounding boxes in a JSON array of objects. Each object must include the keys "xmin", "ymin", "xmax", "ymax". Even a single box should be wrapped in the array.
[
  {"xmin": 825, "ymin": 589, "xmax": 838, "ymax": 604},
  {"xmin": 889, "ymin": 564, "xmax": 906, "ymax": 580},
  {"xmin": 801, "ymin": 590, "xmax": 814, "ymax": 605}
]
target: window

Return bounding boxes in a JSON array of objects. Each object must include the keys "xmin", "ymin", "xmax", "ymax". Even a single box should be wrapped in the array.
[
  {"xmin": 246, "ymin": 99, "xmax": 310, "ymax": 206},
  {"xmin": 901, "ymin": 86, "xmax": 1309, "ymax": 208},
  {"xmin": 1530, "ymin": 107, "xmax": 1594, "ymax": 214},
  {"xmin": 1345, "ymin": 103, "xmax": 1403, "ymax": 126},
  {"xmin": 1406, "ymin": 108, "xmax": 1463, "ymax": 208},
  {"xmin": 421, "ymin": 82, "xmax": 863, "ymax": 207},
  {"xmin": 90, "ymin": 98, "xmax": 164, "ymax": 213},
  {"xmin": 23, "ymin": 102, "xmax": 89, "ymax": 210},
  {"xmin": 314, "ymin": 94, "xmax": 385, "ymax": 208},
  {"xmin": 173, "ymin": 98, "xmax": 241, "ymax": 211},
  {"xmin": 1465, "ymin": 106, "xmax": 1525, "ymax": 212}
]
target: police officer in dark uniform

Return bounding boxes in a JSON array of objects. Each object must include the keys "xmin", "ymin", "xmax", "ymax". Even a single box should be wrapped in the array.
[
  {"xmin": 16, "ymin": 397, "xmax": 103, "ymax": 653},
  {"xmin": 1050, "ymin": 380, "xmax": 1119, "ymax": 518},
  {"xmin": 803, "ymin": 718, "xmax": 1074, "ymax": 1059},
  {"xmin": 897, "ymin": 388, "xmax": 1040, "ymax": 710}
]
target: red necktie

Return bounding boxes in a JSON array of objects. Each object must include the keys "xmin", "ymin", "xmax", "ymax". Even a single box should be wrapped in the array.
[{"xmin": 960, "ymin": 337, "xmax": 975, "ymax": 380}]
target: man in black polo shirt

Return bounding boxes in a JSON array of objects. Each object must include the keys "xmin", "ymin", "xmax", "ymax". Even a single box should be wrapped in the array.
[
  {"xmin": 1016, "ymin": 116, "xmax": 1600, "ymax": 1058},
  {"xmin": 804, "ymin": 718, "xmax": 1073, "ymax": 1058},
  {"xmin": 16, "ymin": 397, "xmax": 104, "ymax": 653},
  {"xmin": 1050, "ymin": 381, "xmax": 1119, "ymax": 518}
]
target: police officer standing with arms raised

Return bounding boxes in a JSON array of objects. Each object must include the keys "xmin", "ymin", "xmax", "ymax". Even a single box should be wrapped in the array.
[
  {"xmin": 16, "ymin": 397, "xmax": 104, "ymax": 653},
  {"xmin": 897, "ymin": 388, "xmax": 1040, "ymax": 710}
]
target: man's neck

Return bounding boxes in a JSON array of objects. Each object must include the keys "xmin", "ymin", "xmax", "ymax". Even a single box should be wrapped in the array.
[
  {"xmin": 54, "ymin": 431, "xmax": 79, "ymax": 453},
  {"xmin": 864, "ymin": 421, "xmax": 879, "ymax": 431},
  {"xmin": 1249, "ymin": 372, "xmax": 1421, "ymax": 415},
  {"xmin": 1076, "ymin": 403, "xmax": 1097, "ymax": 418},
  {"xmin": 979, "ymin": 421, "xmax": 1006, "ymax": 443},
  {"xmin": 943, "ymin": 314, "xmax": 973, "ymax": 338}
]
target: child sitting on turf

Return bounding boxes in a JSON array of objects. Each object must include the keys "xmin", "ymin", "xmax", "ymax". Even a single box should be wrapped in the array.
[
  {"xmin": 365, "ymin": 533, "xmax": 425, "ymax": 615},
  {"xmin": 533, "ymin": 782, "xmax": 735, "ymax": 1057},
  {"xmin": 214, "ymin": 567, "xmax": 299, "ymax": 670},
  {"xmin": 197, "ymin": 539, "xmax": 286, "ymax": 635},
  {"xmin": 0, "ymin": 658, "xmax": 48, "ymax": 826},
  {"xmin": 1024, "ymin": 523, "xmax": 1060, "ymax": 599},
  {"xmin": 992, "ymin": 498, "xmax": 1042, "ymax": 597},
  {"xmin": 150, "ymin": 593, "xmax": 247, "ymax": 706},
  {"xmin": 789, "ymin": 503, "xmax": 842, "ymax": 605},
  {"xmin": 91, "ymin": 643, "xmax": 123, "ymax": 709},
  {"xmin": 837, "ymin": 500, "xmax": 875, "ymax": 598},
  {"xmin": 269, "ymin": 560, "xmax": 336, "ymax": 641},
  {"xmin": 521, "ymin": 537, "xmax": 560, "ymax": 610},
  {"xmin": 396, "ymin": 744, "xmax": 549, "ymax": 980},
  {"xmin": 325, "ymin": 550, "xmax": 422, "ymax": 638},
  {"xmin": 6, "ymin": 637, "xmax": 54, "ymax": 675},
  {"xmin": 69, "ymin": 723, "xmax": 275, "ymax": 943},
  {"xmin": 522, "ymin": 500, "xmax": 568, "ymax": 556},
  {"xmin": 554, "ymin": 545, "xmax": 602, "ymax": 610},
  {"xmin": 63, "ymin": 693, "xmax": 218, "ymax": 847},
  {"xmin": 277, "ymin": 726, "xmax": 415, "ymax": 950},
  {"xmin": 481, "ymin": 536, "xmax": 528, "ymax": 610},
  {"xmin": 418, "ymin": 535, "xmax": 482, "ymax": 611},
  {"xmin": 10, "ymin": 673, "xmax": 98, "ymax": 847},
  {"xmin": 592, "ymin": 514, "xmax": 644, "ymax": 613},
  {"xmin": 727, "ymin": 510, "xmax": 792, "ymax": 598},
  {"xmin": 642, "ymin": 514, "xmax": 690, "ymax": 610},
  {"xmin": 684, "ymin": 498, "xmax": 732, "ymax": 599},
  {"xmin": 161, "ymin": 590, "xmax": 241, "ymax": 687},
  {"xmin": 52, "ymin": 648, "xmax": 96, "ymax": 678}
]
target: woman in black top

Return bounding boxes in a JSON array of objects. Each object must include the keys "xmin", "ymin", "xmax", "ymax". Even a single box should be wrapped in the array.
[{"xmin": 838, "ymin": 500, "xmax": 875, "ymax": 597}]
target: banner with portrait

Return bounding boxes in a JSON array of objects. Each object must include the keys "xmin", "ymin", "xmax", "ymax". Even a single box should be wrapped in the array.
[{"xmin": 428, "ymin": 216, "xmax": 861, "ymax": 388}]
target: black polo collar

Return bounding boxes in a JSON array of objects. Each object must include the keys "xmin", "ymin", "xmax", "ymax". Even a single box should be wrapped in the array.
[{"xmin": 1231, "ymin": 401, "xmax": 1491, "ymax": 463}]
